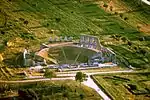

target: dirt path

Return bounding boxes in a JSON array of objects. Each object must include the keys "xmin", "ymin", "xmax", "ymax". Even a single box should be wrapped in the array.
[{"xmin": 95, "ymin": 0, "xmax": 128, "ymax": 13}]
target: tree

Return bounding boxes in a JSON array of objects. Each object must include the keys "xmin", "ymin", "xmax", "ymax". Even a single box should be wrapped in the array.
[
  {"xmin": 140, "ymin": 49, "xmax": 147, "ymax": 55},
  {"xmin": 79, "ymin": 94, "xmax": 85, "ymax": 99},
  {"xmin": 24, "ymin": 20, "xmax": 29, "ymax": 25},
  {"xmin": 103, "ymin": 3, "xmax": 108, "ymax": 8},
  {"xmin": 1, "ymin": 31, "xmax": 5, "ymax": 35},
  {"xmin": 114, "ymin": 12, "xmax": 118, "ymax": 15},
  {"xmin": 128, "ymin": 84, "xmax": 137, "ymax": 90},
  {"xmin": 44, "ymin": 69, "xmax": 56, "ymax": 79},
  {"xmin": 55, "ymin": 18, "xmax": 61, "ymax": 23},
  {"xmin": 119, "ymin": 13, "xmax": 123, "ymax": 18},
  {"xmin": 138, "ymin": 37, "xmax": 145, "ymax": 41},
  {"xmin": 110, "ymin": 6, "xmax": 113, "ymax": 11},
  {"xmin": 75, "ymin": 72, "xmax": 87, "ymax": 85},
  {"xmin": 124, "ymin": 17, "xmax": 128, "ymax": 21},
  {"xmin": 127, "ymin": 41, "xmax": 132, "ymax": 46},
  {"xmin": 121, "ymin": 36, "xmax": 127, "ymax": 42},
  {"xmin": 63, "ymin": 91, "xmax": 69, "ymax": 98},
  {"xmin": 103, "ymin": 3, "xmax": 108, "ymax": 10}
]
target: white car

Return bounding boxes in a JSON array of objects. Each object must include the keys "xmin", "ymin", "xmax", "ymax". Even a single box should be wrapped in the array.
[
  {"xmin": 80, "ymin": 63, "xmax": 88, "ymax": 67},
  {"xmin": 93, "ymin": 62, "xmax": 99, "ymax": 66}
]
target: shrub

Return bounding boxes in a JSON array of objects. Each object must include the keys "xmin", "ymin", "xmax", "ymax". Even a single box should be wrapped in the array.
[
  {"xmin": 128, "ymin": 84, "xmax": 137, "ymax": 90},
  {"xmin": 46, "ymin": 23, "xmax": 49, "ymax": 27},
  {"xmin": 24, "ymin": 20, "xmax": 29, "ymax": 25},
  {"xmin": 55, "ymin": 18, "xmax": 61, "ymax": 23},
  {"xmin": 61, "ymin": 85, "xmax": 66, "ymax": 91},
  {"xmin": 114, "ymin": 12, "xmax": 118, "ymax": 15},
  {"xmin": 134, "ymin": 46, "xmax": 137, "ymax": 50},
  {"xmin": 138, "ymin": 37, "xmax": 145, "ymax": 41},
  {"xmin": 44, "ymin": 69, "xmax": 56, "ymax": 78},
  {"xmin": 63, "ymin": 91, "xmax": 69, "ymax": 98},
  {"xmin": 127, "ymin": 41, "xmax": 132, "ymax": 46},
  {"xmin": 124, "ymin": 17, "xmax": 128, "ymax": 20},
  {"xmin": 110, "ymin": 6, "xmax": 113, "ymax": 11},
  {"xmin": 119, "ymin": 13, "xmax": 123, "ymax": 18},
  {"xmin": 20, "ymin": 33, "xmax": 35, "ymax": 40},
  {"xmin": 75, "ymin": 72, "xmax": 87, "ymax": 83},
  {"xmin": 103, "ymin": 3, "xmax": 108, "ymax": 8},
  {"xmin": 1, "ymin": 31, "xmax": 5, "ymax": 35},
  {"xmin": 80, "ymin": 94, "xmax": 85, "ymax": 99},
  {"xmin": 19, "ymin": 18, "xmax": 25, "ymax": 21},
  {"xmin": 121, "ymin": 36, "xmax": 127, "ymax": 42},
  {"xmin": 32, "ymin": 3, "xmax": 37, "ymax": 7},
  {"xmin": 120, "ymin": 26, "xmax": 124, "ymax": 30},
  {"xmin": 140, "ymin": 49, "xmax": 147, "ymax": 55}
]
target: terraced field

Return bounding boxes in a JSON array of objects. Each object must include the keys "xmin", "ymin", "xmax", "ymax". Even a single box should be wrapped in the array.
[
  {"xmin": 93, "ymin": 72, "xmax": 150, "ymax": 100},
  {"xmin": 0, "ymin": 67, "xmax": 13, "ymax": 80},
  {"xmin": 0, "ymin": 0, "xmax": 150, "ymax": 68}
]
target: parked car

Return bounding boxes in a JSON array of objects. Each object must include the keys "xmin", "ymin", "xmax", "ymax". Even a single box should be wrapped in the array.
[
  {"xmin": 61, "ymin": 64, "xmax": 70, "ymax": 68},
  {"xmin": 93, "ymin": 62, "xmax": 99, "ymax": 66},
  {"xmin": 80, "ymin": 63, "xmax": 88, "ymax": 67},
  {"xmin": 47, "ymin": 64, "xmax": 57, "ymax": 68}
]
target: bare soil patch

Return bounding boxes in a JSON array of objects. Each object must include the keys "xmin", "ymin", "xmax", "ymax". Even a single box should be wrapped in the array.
[
  {"xmin": 94, "ymin": 0, "xmax": 128, "ymax": 13},
  {"xmin": 139, "ymin": 24, "xmax": 150, "ymax": 33}
]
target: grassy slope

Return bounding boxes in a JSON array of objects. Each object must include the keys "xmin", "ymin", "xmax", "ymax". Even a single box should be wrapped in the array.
[{"xmin": 0, "ymin": 0, "xmax": 149, "ymax": 68}]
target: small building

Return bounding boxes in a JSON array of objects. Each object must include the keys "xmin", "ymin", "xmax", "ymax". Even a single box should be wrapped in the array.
[
  {"xmin": 23, "ymin": 49, "xmax": 34, "ymax": 67},
  {"xmin": 29, "ymin": 66, "xmax": 44, "ymax": 72}
]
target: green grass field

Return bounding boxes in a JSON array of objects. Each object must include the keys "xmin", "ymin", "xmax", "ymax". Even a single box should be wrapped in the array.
[
  {"xmin": 48, "ymin": 46, "xmax": 96, "ymax": 64},
  {"xmin": 0, "ymin": 80, "xmax": 102, "ymax": 100},
  {"xmin": 93, "ymin": 72, "xmax": 150, "ymax": 100}
]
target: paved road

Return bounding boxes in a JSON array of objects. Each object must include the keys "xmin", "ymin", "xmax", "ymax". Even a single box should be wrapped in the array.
[
  {"xmin": 82, "ymin": 76, "xmax": 110, "ymax": 100},
  {"xmin": 142, "ymin": 0, "xmax": 150, "ymax": 5},
  {"xmin": 57, "ymin": 70, "xmax": 133, "ymax": 77}
]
